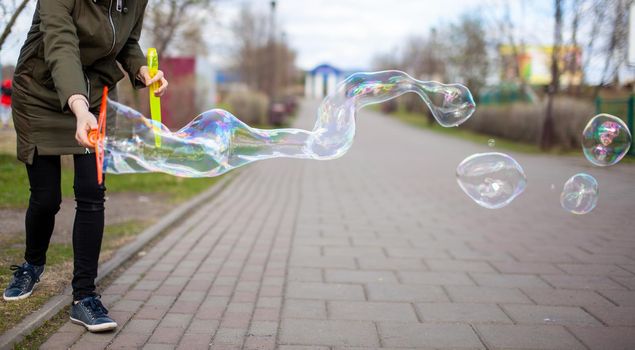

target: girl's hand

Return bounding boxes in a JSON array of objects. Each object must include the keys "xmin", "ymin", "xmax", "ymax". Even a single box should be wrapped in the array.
[
  {"xmin": 68, "ymin": 95, "xmax": 97, "ymax": 148},
  {"xmin": 137, "ymin": 66, "xmax": 169, "ymax": 97},
  {"xmin": 75, "ymin": 110, "xmax": 98, "ymax": 148}
]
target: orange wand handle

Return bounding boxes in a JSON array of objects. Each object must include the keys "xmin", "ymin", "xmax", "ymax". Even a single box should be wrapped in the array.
[
  {"xmin": 88, "ymin": 86, "xmax": 109, "ymax": 185},
  {"xmin": 87, "ymin": 129, "xmax": 99, "ymax": 145}
]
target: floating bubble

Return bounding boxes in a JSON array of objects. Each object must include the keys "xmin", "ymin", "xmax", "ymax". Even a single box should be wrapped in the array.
[
  {"xmin": 560, "ymin": 173, "xmax": 598, "ymax": 214},
  {"xmin": 582, "ymin": 114, "xmax": 631, "ymax": 166},
  {"xmin": 488, "ymin": 139, "xmax": 495, "ymax": 147},
  {"xmin": 101, "ymin": 70, "xmax": 475, "ymax": 177},
  {"xmin": 456, "ymin": 152, "xmax": 527, "ymax": 209},
  {"xmin": 550, "ymin": 184, "xmax": 556, "ymax": 191}
]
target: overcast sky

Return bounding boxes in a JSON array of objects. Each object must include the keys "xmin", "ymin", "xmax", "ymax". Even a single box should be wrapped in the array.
[
  {"xmin": 1, "ymin": 0, "xmax": 557, "ymax": 72},
  {"xmin": 212, "ymin": 0, "xmax": 555, "ymax": 70}
]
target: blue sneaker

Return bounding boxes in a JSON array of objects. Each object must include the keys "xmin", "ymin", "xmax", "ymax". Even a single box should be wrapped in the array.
[
  {"xmin": 70, "ymin": 296, "xmax": 117, "ymax": 332},
  {"xmin": 3, "ymin": 262, "xmax": 45, "ymax": 301}
]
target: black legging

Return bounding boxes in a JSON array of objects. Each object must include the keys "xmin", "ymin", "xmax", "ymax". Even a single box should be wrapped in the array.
[{"xmin": 24, "ymin": 150, "xmax": 105, "ymax": 300}]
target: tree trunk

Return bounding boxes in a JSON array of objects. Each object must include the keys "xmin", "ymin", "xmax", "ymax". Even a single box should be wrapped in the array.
[
  {"xmin": 568, "ymin": 0, "xmax": 581, "ymax": 95},
  {"xmin": 540, "ymin": 0, "xmax": 563, "ymax": 150}
]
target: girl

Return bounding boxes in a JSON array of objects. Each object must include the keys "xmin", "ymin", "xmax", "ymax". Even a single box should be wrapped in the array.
[{"xmin": 4, "ymin": 0, "xmax": 168, "ymax": 332}]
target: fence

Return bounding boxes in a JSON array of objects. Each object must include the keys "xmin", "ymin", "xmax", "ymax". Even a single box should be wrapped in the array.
[{"xmin": 595, "ymin": 95, "xmax": 635, "ymax": 155}]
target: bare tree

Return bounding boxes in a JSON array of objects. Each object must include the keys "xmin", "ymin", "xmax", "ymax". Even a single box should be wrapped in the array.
[
  {"xmin": 596, "ymin": 0, "xmax": 631, "ymax": 92},
  {"xmin": 232, "ymin": 6, "xmax": 297, "ymax": 99},
  {"xmin": 567, "ymin": 0, "xmax": 583, "ymax": 93},
  {"xmin": 144, "ymin": 0, "xmax": 214, "ymax": 56},
  {"xmin": 372, "ymin": 50, "xmax": 400, "ymax": 71},
  {"xmin": 448, "ymin": 15, "xmax": 489, "ymax": 101},
  {"xmin": 0, "ymin": 0, "xmax": 30, "ymax": 51},
  {"xmin": 233, "ymin": 7, "xmax": 268, "ymax": 89},
  {"xmin": 483, "ymin": 0, "xmax": 538, "ymax": 100},
  {"xmin": 580, "ymin": 0, "xmax": 607, "ymax": 84},
  {"xmin": 541, "ymin": 0, "xmax": 564, "ymax": 150},
  {"xmin": 488, "ymin": 0, "xmax": 527, "ymax": 86}
]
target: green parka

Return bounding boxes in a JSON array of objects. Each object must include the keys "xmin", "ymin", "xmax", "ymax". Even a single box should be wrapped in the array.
[{"xmin": 12, "ymin": 0, "xmax": 148, "ymax": 164}]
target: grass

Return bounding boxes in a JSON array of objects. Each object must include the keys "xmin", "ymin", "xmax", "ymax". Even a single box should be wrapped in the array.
[
  {"xmin": 392, "ymin": 108, "xmax": 559, "ymax": 154},
  {"xmin": 390, "ymin": 108, "xmax": 635, "ymax": 163},
  {"xmin": 13, "ymin": 305, "xmax": 71, "ymax": 350},
  {"xmin": 106, "ymin": 173, "xmax": 218, "ymax": 203},
  {"xmin": 0, "ymin": 155, "xmax": 74, "ymax": 209},
  {"xmin": 0, "ymin": 154, "xmax": 219, "ymax": 209},
  {"xmin": 0, "ymin": 220, "xmax": 149, "ymax": 337}
]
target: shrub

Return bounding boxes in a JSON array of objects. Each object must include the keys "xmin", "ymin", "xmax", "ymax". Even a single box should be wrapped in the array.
[
  {"xmin": 462, "ymin": 96, "xmax": 595, "ymax": 150},
  {"xmin": 226, "ymin": 90, "xmax": 270, "ymax": 126}
]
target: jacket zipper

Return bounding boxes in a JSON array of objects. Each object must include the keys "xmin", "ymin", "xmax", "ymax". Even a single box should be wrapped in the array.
[
  {"xmin": 85, "ymin": 75, "xmax": 91, "ymax": 103},
  {"xmin": 85, "ymin": 74, "xmax": 91, "ymax": 154},
  {"xmin": 107, "ymin": 0, "xmax": 116, "ymax": 55}
]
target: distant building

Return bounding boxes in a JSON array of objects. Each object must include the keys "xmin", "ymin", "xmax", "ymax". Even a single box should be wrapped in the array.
[
  {"xmin": 499, "ymin": 45, "xmax": 582, "ymax": 86},
  {"xmin": 305, "ymin": 64, "xmax": 345, "ymax": 99}
]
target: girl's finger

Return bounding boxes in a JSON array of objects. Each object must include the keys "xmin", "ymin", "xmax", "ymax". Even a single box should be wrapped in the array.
[
  {"xmin": 154, "ymin": 78, "xmax": 169, "ymax": 97},
  {"xmin": 77, "ymin": 129, "xmax": 91, "ymax": 147},
  {"xmin": 148, "ymin": 70, "xmax": 164, "ymax": 85}
]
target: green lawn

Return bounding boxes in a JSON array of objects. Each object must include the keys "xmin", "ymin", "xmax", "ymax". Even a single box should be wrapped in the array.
[
  {"xmin": 391, "ymin": 109, "xmax": 557, "ymax": 154},
  {"xmin": 0, "ymin": 154, "xmax": 219, "ymax": 209}
]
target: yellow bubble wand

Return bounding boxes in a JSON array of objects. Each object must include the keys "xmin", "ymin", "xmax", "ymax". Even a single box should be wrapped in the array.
[{"xmin": 147, "ymin": 48, "xmax": 162, "ymax": 147}]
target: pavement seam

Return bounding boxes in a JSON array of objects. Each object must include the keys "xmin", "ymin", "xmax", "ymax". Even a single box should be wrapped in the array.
[{"xmin": 469, "ymin": 323, "xmax": 491, "ymax": 350}]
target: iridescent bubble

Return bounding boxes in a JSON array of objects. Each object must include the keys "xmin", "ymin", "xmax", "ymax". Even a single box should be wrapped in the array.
[
  {"xmin": 560, "ymin": 173, "xmax": 598, "ymax": 214},
  {"xmin": 582, "ymin": 114, "xmax": 631, "ymax": 166},
  {"xmin": 488, "ymin": 139, "xmax": 495, "ymax": 147},
  {"xmin": 456, "ymin": 152, "xmax": 527, "ymax": 209},
  {"xmin": 101, "ymin": 70, "xmax": 476, "ymax": 177}
]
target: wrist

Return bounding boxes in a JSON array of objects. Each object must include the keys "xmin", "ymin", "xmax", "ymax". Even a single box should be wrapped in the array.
[
  {"xmin": 68, "ymin": 94, "xmax": 89, "ymax": 115},
  {"xmin": 136, "ymin": 66, "xmax": 147, "ymax": 81}
]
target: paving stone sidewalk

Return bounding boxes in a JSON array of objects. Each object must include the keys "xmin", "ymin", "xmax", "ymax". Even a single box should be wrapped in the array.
[{"xmin": 43, "ymin": 99, "xmax": 635, "ymax": 349}]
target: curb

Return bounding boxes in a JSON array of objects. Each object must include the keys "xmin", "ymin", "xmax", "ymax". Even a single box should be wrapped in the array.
[{"xmin": 0, "ymin": 174, "xmax": 234, "ymax": 350}]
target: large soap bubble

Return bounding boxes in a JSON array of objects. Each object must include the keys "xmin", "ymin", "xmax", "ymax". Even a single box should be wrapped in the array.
[
  {"xmin": 582, "ymin": 114, "xmax": 631, "ymax": 166},
  {"xmin": 101, "ymin": 70, "xmax": 475, "ymax": 177},
  {"xmin": 560, "ymin": 173, "xmax": 599, "ymax": 214},
  {"xmin": 456, "ymin": 152, "xmax": 527, "ymax": 209}
]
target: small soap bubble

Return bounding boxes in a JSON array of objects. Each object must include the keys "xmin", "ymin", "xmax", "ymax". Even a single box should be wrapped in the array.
[
  {"xmin": 488, "ymin": 139, "xmax": 496, "ymax": 147},
  {"xmin": 550, "ymin": 184, "xmax": 556, "ymax": 191},
  {"xmin": 560, "ymin": 173, "xmax": 598, "ymax": 214},
  {"xmin": 456, "ymin": 152, "xmax": 527, "ymax": 209},
  {"xmin": 582, "ymin": 114, "xmax": 631, "ymax": 166}
]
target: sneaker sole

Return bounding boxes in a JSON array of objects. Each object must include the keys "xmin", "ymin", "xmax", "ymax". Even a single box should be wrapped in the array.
[
  {"xmin": 2, "ymin": 290, "xmax": 32, "ymax": 301},
  {"xmin": 70, "ymin": 317, "xmax": 117, "ymax": 332},
  {"xmin": 2, "ymin": 271, "xmax": 43, "ymax": 301}
]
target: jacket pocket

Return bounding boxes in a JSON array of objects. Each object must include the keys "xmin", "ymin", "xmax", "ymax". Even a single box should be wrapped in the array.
[
  {"xmin": 32, "ymin": 42, "xmax": 55, "ymax": 89},
  {"xmin": 31, "ymin": 59, "xmax": 55, "ymax": 90}
]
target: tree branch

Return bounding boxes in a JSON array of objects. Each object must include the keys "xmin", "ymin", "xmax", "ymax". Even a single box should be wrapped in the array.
[{"xmin": 0, "ymin": 0, "xmax": 30, "ymax": 51}]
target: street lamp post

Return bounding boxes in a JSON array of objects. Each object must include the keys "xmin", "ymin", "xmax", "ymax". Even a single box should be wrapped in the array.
[{"xmin": 269, "ymin": 0, "xmax": 277, "ymax": 101}]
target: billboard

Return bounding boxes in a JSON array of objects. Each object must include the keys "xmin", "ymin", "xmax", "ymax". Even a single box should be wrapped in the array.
[{"xmin": 499, "ymin": 45, "xmax": 583, "ymax": 86}]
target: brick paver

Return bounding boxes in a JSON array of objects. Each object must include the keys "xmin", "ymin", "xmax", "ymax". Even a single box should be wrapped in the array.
[{"xmin": 43, "ymin": 99, "xmax": 635, "ymax": 349}]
